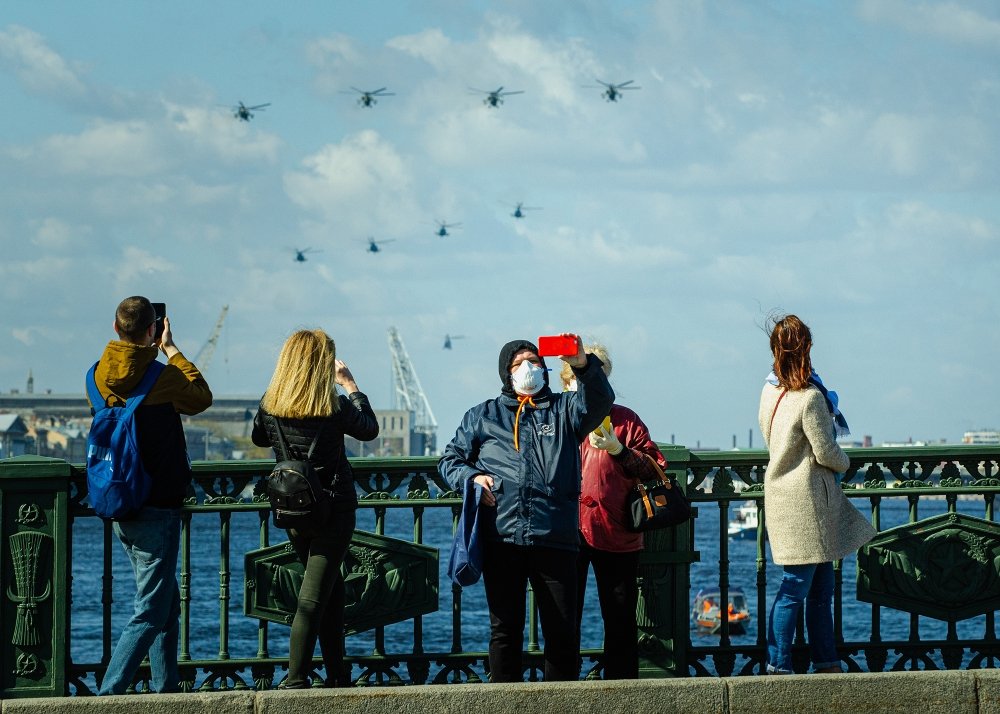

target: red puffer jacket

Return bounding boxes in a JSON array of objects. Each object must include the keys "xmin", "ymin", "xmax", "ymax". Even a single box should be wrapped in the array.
[{"xmin": 578, "ymin": 404, "xmax": 666, "ymax": 552}]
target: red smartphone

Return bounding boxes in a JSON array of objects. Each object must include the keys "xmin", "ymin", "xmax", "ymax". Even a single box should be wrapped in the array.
[{"xmin": 537, "ymin": 335, "xmax": 577, "ymax": 357}]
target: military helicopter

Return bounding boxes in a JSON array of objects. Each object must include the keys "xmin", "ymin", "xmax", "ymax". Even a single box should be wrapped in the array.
[
  {"xmin": 584, "ymin": 80, "xmax": 640, "ymax": 102},
  {"xmin": 342, "ymin": 87, "xmax": 394, "ymax": 107},
  {"xmin": 292, "ymin": 247, "xmax": 320, "ymax": 262},
  {"xmin": 510, "ymin": 202, "xmax": 541, "ymax": 219},
  {"xmin": 443, "ymin": 334, "xmax": 466, "ymax": 350},
  {"xmin": 232, "ymin": 101, "xmax": 270, "ymax": 121},
  {"xmin": 367, "ymin": 237, "xmax": 396, "ymax": 253},
  {"xmin": 435, "ymin": 220, "xmax": 462, "ymax": 237},
  {"xmin": 470, "ymin": 86, "xmax": 524, "ymax": 108}
]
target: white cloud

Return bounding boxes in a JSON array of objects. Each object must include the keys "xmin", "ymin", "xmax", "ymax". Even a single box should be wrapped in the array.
[
  {"xmin": 15, "ymin": 120, "xmax": 167, "ymax": 177},
  {"xmin": 485, "ymin": 29, "xmax": 599, "ymax": 113},
  {"xmin": 859, "ymin": 0, "xmax": 1000, "ymax": 47},
  {"xmin": 386, "ymin": 29, "xmax": 453, "ymax": 70},
  {"xmin": 32, "ymin": 217, "xmax": 81, "ymax": 250},
  {"xmin": 114, "ymin": 247, "xmax": 177, "ymax": 285},
  {"xmin": 166, "ymin": 103, "xmax": 282, "ymax": 164},
  {"xmin": 0, "ymin": 25, "xmax": 87, "ymax": 97},
  {"xmin": 283, "ymin": 130, "xmax": 419, "ymax": 233}
]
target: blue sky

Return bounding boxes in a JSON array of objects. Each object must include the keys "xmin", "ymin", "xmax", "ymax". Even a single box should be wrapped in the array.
[{"xmin": 1, "ymin": 0, "xmax": 998, "ymax": 449}]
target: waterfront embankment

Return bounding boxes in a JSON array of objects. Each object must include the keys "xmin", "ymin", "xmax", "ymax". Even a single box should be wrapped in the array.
[{"xmin": 5, "ymin": 670, "xmax": 1000, "ymax": 714}]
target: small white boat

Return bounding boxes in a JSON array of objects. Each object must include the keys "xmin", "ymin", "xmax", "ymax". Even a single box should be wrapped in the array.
[{"xmin": 727, "ymin": 500, "xmax": 762, "ymax": 540}]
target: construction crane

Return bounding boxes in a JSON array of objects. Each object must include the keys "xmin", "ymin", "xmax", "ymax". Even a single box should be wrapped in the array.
[
  {"xmin": 193, "ymin": 305, "xmax": 229, "ymax": 372},
  {"xmin": 387, "ymin": 326, "xmax": 437, "ymax": 455}
]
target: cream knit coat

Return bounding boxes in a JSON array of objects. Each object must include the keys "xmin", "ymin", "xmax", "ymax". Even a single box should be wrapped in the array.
[{"xmin": 758, "ymin": 384, "xmax": 875, "ymax": 565}]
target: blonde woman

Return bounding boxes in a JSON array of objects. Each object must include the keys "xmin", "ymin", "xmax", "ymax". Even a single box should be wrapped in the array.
[
  {"xmin": 560, "ymin": 344, "xmax": 666, "ymax": 680},
  {"xmin": 759, "ymin": 315, "xmax": 874, "ymax": 674},
  {"xmin": 252, "ymin": 330, "xmax": 379, "ymax": 688}
]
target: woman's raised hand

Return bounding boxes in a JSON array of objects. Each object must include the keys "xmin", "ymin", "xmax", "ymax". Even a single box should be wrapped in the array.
[{"xmin": 335, "ymin": 359, "xmax": 359, "ymax": 393}]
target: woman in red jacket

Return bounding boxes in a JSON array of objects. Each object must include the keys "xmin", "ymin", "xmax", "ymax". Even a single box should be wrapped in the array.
[{"xmin": 561, "ymin": 344, "xmax": 666, "ymax": 680}]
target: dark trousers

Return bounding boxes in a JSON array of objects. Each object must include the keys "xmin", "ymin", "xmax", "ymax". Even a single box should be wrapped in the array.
[
  {"xmin": 576, "ymin": 540, "xmax": 640, "ymax": 679},
  {"xmin": 286, "ymin": 510, "xmax": 356, "ymax": 687},
  {"xmin": 482, "ymin": 540, "xmax": 579, "ymax": 682}
]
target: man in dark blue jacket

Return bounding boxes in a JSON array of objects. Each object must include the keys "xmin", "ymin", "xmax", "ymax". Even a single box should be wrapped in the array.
[{"xmin": 439, "ymin": 333, "xmax": 613, "ymax": 682}]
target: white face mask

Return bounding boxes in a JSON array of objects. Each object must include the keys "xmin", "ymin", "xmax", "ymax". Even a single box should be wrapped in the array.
[{"xmin": 510, "ymin": 360, "xmax": 545, "ymax": 395}]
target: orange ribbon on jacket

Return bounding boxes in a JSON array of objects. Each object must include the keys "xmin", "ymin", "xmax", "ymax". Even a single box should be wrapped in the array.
[{"xmin": 512, "ymin": 395, "xmax": 536, "ymax": 451}]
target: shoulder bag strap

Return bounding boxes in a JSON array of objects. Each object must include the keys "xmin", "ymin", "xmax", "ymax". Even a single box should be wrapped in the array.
[
  {"xmin": 120, "ymin": 361, "xmax": 166, "ymax": 420},
  {"xmin": 642, "ymin": 452, "xmax": 671, "ymax": 489},
  {"xmin": 768, "ymin": 388, "xmax": 788, "ymax": 435}
]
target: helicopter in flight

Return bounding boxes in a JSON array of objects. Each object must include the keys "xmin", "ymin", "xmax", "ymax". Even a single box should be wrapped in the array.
[
  {"xmin": 443, "ymin": 334, "xmax": 466, "ymax": 350},
  {"xmin": 584, "ymin": 80, "xmax": 640, "ymax": 102},
  {"xmin": 367, "ymin": 237, "xmax": 396, "ymax": 253},
  {"xmin": 435, "ymin": 220, "xmax": 462, "ymax": 237},
  {"xmin": 343, "ymin": 87, "xmax": 394, "ymax": 107},
  {"xmin": 470, "ymin": 86, "xmax": 524, "ymax": 108},
  {"xmin": 232, "ymin": 101, "xmax": 270, "ymax": 121},
  {"xmin": 293, "ymin": 247, "xmax": 320, "ymax": 262},
  {"xmin": 510, "ymin": 202, "xmax": 541, "ymax": 219}
]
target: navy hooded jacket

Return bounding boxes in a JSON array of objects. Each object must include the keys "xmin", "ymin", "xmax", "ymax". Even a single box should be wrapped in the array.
[{"xmin": 438, "ymin": 344, "xmax": 614, "ymax": 552}]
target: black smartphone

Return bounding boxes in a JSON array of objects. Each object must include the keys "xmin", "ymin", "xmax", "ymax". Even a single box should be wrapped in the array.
[{"xmin": 151, "ymin": 303, "xmax": 166, "ymax": 340}]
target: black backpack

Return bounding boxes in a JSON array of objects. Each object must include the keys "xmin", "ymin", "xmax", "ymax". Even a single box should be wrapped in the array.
[{"xmin": 265, "ymin": 418, "xmax": 331, "ymax": 529}]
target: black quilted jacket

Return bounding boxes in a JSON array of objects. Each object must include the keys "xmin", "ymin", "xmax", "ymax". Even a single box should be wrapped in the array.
[{"xmin": 251, "ymin": 391, "xmax": 379, "ymax": 511}]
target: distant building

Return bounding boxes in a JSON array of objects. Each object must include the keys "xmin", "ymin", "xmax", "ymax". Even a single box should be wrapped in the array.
[
  {"xmin": 962, "ymin": 429, "xmax": 1000, "ymax": 445},
  {"xmin": 0, "ymin": 392, "xmax": 433, "ymax": 460},
  {"xmin": 346, "ymin": 409, "xmax": 428, "ymax": 457},
  {"xmin": 29, "ymin": 420, "xmax": 88, "ymax": 462},
  {"xmin": 0, "ymin": 413, "xmax": 30, "ymax": 458}
]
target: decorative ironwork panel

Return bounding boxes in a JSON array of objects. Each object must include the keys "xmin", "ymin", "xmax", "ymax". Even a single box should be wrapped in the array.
[
  {"xmin": 857, "ymin": 512, "xmax": 1000, "ymax": 621},
  {"xmin": 244, "ymin": 529, "xmax": 438, "ymax": 634},
  {"xmin": 0, "ymin": 455, "xmax": 70, "ymax": 698}
]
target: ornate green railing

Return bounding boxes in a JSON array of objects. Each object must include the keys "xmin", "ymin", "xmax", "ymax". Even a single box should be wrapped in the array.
[
  {"xmin": 683, "ymin": 445, "xmax": 1000, "ymax": 676},
  {"xmin": 0, "ymin": 444, "xmax": 997, "ymax": 698}
]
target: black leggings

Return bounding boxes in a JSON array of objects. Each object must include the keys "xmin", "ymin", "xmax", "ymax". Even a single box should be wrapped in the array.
[
  {"xmin": 286, "ymin": 510, "xmax": 356, "ymax": 687},
  {"xmin": 576, "ymin": 540, "xmax": 640, "ymax": 679},
  {"xmin": 482, "ymin": 540, "xmax": 579, "ymax": 682}
]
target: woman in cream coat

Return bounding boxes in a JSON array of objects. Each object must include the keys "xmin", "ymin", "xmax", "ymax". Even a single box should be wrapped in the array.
[{"xmin": 759, "ymin": 315, "xmax": 875, "ymax": 674}]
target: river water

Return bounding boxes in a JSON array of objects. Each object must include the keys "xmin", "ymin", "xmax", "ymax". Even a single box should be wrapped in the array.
[{"xmin": 69, "ymin": 494, "xmax": 992, "ymax": 683}]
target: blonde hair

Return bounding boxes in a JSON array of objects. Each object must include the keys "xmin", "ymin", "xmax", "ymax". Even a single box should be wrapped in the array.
[
  {"xmin": 560, "ymin": 342, "xmax": 612, "ymax": 389},
  {"xmin": 262, "ymin": 329, "xmax": 340, "ymax": 418}
]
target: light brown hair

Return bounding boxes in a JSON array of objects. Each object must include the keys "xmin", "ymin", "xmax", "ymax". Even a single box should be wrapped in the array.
[
  {"xmin": 560, "ymin": 342, "xmax": 612, "ymax": 389},
  {"xmin": 262, "ymin": 329, "xmax": 340, "ymax": 418},
  {"xmin": 115, "ymin": 296, "xmax": 155, "ymax": 344},
  {"xmin": 769, "ymin": 314, "xmax": 812, "ymax": 390}
]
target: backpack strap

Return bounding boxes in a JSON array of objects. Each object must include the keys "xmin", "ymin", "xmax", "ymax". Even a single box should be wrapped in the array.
[
  {"xmin": 85, "ymin": 362, "xmax": 105, "ymax": 412},
  {"xmin": 86, "ymin": 360, "xmax": 165, "ymax": 416},
  {"xmin": 271, "ymin": 417, "xmax": 291, "ymax": 461},
  {"xmin": 271, "ymin": 417, "xmax": 324, "ymax": 462}
]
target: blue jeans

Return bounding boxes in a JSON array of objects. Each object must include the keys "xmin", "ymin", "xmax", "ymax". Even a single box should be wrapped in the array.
[
  {"xmin": 766, "ymin": 562, "xmax": 839, "ymax": 674},
  {"xmin": 99, "ymin": 508, "xmax": 182, "ymax": 695}
]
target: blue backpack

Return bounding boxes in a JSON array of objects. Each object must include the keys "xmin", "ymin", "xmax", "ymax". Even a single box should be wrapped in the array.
[{"xmin": 85, "ymin": 360, "xmax": 165, "ymax": 519}]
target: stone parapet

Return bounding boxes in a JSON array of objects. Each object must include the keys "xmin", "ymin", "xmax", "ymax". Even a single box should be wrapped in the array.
[{"xmin": 4, "ymin": 671, "xmax": 1000, "ymax": 714}]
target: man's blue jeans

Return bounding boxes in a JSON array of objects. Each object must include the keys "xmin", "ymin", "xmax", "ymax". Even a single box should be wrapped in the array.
[
  {"xmin": 766, "ymin": 562, "xmax": 839, "ymax": 674},
  {"xmin": 99, "ymin": 508, "xmax": 182, "ymax": 695}
]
